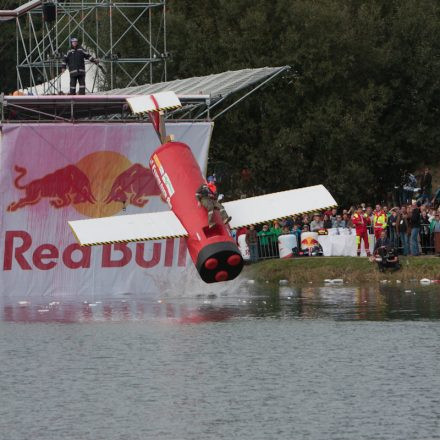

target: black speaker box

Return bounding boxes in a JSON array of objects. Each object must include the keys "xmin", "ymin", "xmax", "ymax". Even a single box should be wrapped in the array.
[{"xmin": 43, "ymin": 2, "xmax": 56, "ymax": 22}]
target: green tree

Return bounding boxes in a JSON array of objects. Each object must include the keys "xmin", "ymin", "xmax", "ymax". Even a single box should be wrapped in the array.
[
  {"xmin": 2, "ymin": 0, "xmax": 440, "ymax": 206},
  {"xmin": 167, "ymin": 0, "xmax": 440, "ymax": 206},
  {"xmin": 0, "ymin": 1, "xmax": 19, "ymax": 93}
]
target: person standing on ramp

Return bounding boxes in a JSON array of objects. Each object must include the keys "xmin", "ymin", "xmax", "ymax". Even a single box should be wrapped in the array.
[
  {"xmin": 62, "ymin": 37, "xmax": 99, "ymax": 95},
  {"xmin": 196, "ymin": 176, "xmax": 231, "ymax": 228}
]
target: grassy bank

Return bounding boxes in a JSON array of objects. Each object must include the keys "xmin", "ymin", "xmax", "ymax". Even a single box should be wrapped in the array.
[{"xmin": 244, "ymin": 257, "xmax": 440, "ymax": 284}]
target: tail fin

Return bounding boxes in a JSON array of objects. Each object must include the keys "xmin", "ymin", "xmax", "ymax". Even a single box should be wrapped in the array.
[{"xmin": 126, "ymin": 92, "xmax": 181, "ymax": 116}]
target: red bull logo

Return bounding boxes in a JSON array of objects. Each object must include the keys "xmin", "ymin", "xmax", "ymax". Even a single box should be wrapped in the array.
[
  {"xmin": 103, "ymin": 163, "xmax": 161, "ymax": 207},
  {"xmin": 7, "ymin": 164, "xmax": 96, "ymax": 212},
  {"xmin": 301, "ymin": 236, "xmax": 319, "ymax": 249},
  {"xmin": 7, "ymin": 151, "xmax": 163, "ymax": 218}
]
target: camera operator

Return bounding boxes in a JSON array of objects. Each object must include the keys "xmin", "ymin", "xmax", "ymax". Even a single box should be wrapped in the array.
[{"xmin": 372, "ymin": 230, "xmax": 401, "ymax": 272}]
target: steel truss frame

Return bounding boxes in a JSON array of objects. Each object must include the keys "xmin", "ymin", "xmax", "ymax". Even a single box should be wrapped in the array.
[
  {"xmin": 0, "ymin": 66, "xmax": 292, "ymax": 123},
  {"xmin": 15, "ymin": 0, "xmax": 168, "ymax": 94}
]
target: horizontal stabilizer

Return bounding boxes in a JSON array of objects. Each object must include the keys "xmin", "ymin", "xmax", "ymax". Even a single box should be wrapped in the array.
[
  {"xmin": 127, "ymin": 92, "xmax": 182, "ymax": 115},
  {"xmin": 224, "ymin": 185, "xmax": 337, "ymax": 228},
  {"xmin": 69, "ymin": 211, "xmax": 188, "ymax": 246}
]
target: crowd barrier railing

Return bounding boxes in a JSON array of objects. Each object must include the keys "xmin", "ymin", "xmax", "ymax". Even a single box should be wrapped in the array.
[{"xmin": 241, "ymin": 227, "xmax": 437, "ymax": 262}]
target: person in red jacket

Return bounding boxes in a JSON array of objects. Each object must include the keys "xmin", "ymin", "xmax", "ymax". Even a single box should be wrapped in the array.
[
  {"xmin": 195, "ymin": 175, "xmax": 231, "ymax": 228},
  {"xmin": 207, "ymin": 175, "xmax": 217, "ymax": 195},
  {"xmin": 352, "ymin": 206, "xmax": 371, "ymax": 256}
]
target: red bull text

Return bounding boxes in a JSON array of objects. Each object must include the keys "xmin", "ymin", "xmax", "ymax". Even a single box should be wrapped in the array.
[{"xmin": 3, "ymin": 231, "xmax": 188, "ymax": 270}]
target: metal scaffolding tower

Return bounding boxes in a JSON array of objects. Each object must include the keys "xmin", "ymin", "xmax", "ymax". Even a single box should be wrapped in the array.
[{"xmin": 13, "ymin": 0, "xmax": 168, "ymax": 94}]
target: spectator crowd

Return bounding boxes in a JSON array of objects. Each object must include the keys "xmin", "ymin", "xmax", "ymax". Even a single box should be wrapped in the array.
[{"xmin": 233, "ymin": 168, "xmax": 440, "ymax": 262}]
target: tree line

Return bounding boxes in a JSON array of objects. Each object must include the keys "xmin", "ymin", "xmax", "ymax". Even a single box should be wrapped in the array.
[{"xmin": 1, "ymin": 0, "xmax": 440, "ymax": 206}]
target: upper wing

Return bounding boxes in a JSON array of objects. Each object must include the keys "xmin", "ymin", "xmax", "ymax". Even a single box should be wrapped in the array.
[
  {"xmin": 68, "ymin": 211, "xmax": 187, "ymax": 246},
  {"xmin": 224, "ymin": 185, "xmax": 337, "ymax": 229}
]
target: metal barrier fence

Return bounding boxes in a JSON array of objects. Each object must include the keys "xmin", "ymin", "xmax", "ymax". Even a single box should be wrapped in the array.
[
  {"xmin": 418, "ymin": 227, "xmax": 435, "ymax": 254},
  {"xmin": 391, "ymin": 227, "xmax": 434, "ymax": 255},
  {"xmin": 251, "ymin": 229, "xmax": 436, "ymax": 262},
  {"xmin": 256, "ymin": 234, "xmax": 280, "ymax": 260}
]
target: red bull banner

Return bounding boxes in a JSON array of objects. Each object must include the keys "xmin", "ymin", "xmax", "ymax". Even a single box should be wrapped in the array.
[{"xmin": 0, "ymin": 122, "xmax": 216, "ymax": 302}]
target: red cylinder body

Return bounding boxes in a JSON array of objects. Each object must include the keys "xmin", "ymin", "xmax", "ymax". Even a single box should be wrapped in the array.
[{"xmin": 149, "ymin": 141, "xmax": 243, "ymax": 283}]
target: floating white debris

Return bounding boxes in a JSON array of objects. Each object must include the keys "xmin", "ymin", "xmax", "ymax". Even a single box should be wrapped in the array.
[
  {"xmin": 49, "ymin": 301, "xmax": 60, "ymax": 307},
  {"xmin": 279, "ymin": 286, "xmax": 294, "ymax": 298},
  {"xmin": 396, "ymin": 280, "xmax": 401, "ymax": 284},
  {"xmin": 37, "ymin": 309, "xmax": 49, "ymax": 313},
  {"xmin": 325, "ymin": 279, "xmax": 344, "ymax": 284},
  {"xmin": 157, "ymin": 299, "xmax": 163, "ymax": 303},
  {"xmin": 247, "ymin": 279, "xmax": 255, "ymax": 285},
  {"xmin": 279, "ymin": 279, "xmax": 288, "ymax": 286},
  {"xmin": 18, "ymin": 301, "xmax": 30, "ymax": 306},
  {"xmin": 380, "ymin": 280, "xmax": 388, "ymax": 284},
  {"xmin": 404, "ymin": 290, "xmax": 412, "ymax": 293},
  {"xmin": 265, "ymin": 280, "xmax": 269, "ymax": 284},
  {"xmin": 420, "ymin": 278, "xmax": 431, "ymax": 285}
]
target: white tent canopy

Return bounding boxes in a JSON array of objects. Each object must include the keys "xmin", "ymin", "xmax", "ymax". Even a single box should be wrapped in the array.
[{"xmin": 21, "ymin": 60, "xmax": 103, "ymax": 96}]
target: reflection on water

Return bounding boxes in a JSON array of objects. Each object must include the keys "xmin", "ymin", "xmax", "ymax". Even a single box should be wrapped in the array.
[
  {"xmin": 275, "ymin": 284, "xmax": 440, "ymax": 321},
  {"xmin": 1, "ymin": 284, "xmax": 440, "ymax": 440},
  {"xmin": 2, "ymin": 283, "xmax": 440, "ymax": 322}
]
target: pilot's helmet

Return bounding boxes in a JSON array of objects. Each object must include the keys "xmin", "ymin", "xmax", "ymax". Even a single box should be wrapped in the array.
[{"xmin": 207, "ymin": 175, "xmax": 216, "ymax": 183}]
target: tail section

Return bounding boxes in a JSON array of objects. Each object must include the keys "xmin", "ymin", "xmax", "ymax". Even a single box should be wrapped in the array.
[{"xmin": 126, "ymin": 92, "xmax": 181, "ymax": 116}]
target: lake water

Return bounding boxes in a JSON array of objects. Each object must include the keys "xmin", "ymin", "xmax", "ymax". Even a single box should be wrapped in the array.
[{"xmin": 1, "ymin": 283, "xmax": 440, "ymax": 440}]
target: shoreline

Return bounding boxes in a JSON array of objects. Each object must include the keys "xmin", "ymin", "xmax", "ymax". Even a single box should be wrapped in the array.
[{"xmin": 243, "ymin": 256, "xmax": 440, "ymax": 284}]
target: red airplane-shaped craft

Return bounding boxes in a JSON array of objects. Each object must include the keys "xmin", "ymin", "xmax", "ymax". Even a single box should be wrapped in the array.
[{"xmin": 69, "ymin": 92, "xmax": 337, "ymax": 283}]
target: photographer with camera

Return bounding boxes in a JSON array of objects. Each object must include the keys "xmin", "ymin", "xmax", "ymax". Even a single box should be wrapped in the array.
[{"xmin": 372, "ymin": 230, "xmax": 401, "ymax": 272}]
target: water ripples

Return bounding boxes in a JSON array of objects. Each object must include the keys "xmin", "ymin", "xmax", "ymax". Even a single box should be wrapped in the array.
[{"xmin": 1, "ymin": 284, "xmax": 440, "ymax": 439}]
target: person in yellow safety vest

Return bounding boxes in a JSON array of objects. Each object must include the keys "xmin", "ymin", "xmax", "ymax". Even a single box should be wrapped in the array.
[{"xmin": 373, "ymin": 204, "xmax": 387, "ymax": 240}]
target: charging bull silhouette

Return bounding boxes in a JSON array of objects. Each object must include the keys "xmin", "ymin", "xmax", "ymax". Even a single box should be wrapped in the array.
[
  {"xmin": 104, "ymin": 163, "xmax": 161, "ymax": 208},
  {"xmin": 7, "ymin": 165, "xmax": 96, "ymax": 212}
]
